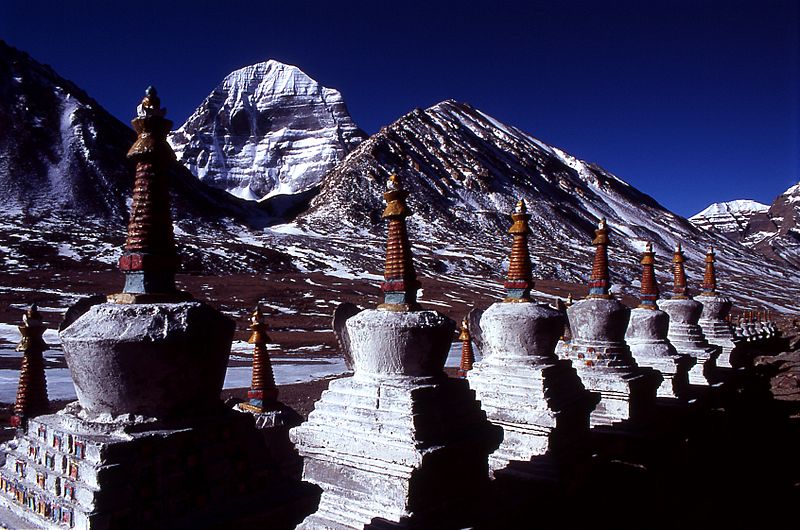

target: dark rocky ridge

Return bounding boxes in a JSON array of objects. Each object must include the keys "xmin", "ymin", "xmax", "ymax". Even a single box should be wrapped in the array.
[
  {"xmin": 0, "ymin": 40, "xmax": 133, "ymax": 218},
  {"xmin": 741, "ymin": 183, "xmax": 800, "ymax": 268}
]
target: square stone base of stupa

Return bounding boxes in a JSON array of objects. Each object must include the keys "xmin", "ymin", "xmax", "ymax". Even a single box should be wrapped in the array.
[
  {"xmin": 676, "ymin": 343, "xmax": 722, "ymax": 387},
  {"xmin": 698, "ymin": 319, "xmax": 739, "ymax": 368},
  {"xmin": 0, "ymin": 403, "xmax": 310, "ymax": 530},
  {"xmin": 628, "ymin": 340, "xmax": 695, "ymax": 399},
  {"xmin": 289, "ymin": 374, "xmax": 501, "ymax": 530},
  {"xmin": 561, "ymin": 341, "xmax": 662, "ymax": 428},
  {"xmin": 468, "ymin": 354, "xmax": 596, "ymax": 476},
  {"xmin": 662, "ymin": 321, "xmax": 722, "ymax": 386},
  {"xmin": 234, "ymin": 402, "xmax": 304, "ymax": 481}
]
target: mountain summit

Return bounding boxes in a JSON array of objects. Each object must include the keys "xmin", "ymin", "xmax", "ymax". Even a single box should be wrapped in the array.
[
  {"xmin": 295, "ymin": 100, "xmax": 795, "ymax": 306},
  {"xmin": 300, "ymin": 100, "xmax": 699, "ymax": 259},
  {"xmin": 169, "ymin": 60, "xmax": 367, "ymax": 201},
  {"xmin": 689, "ymin": 200, "xmax": 768, "ymax": 235}
]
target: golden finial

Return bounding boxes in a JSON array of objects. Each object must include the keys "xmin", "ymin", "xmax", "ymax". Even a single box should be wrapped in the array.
[{"xmin": 137, "ymin": 86, "xmax": 166, "ymax": 118}]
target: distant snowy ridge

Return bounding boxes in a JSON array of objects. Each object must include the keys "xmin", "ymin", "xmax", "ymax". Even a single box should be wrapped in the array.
[
  {"xmin": 169, "ymin": 60, "xmax": 366, "ymax": 201},
  {"xmin": 692, "ymin": 200, "xmax": 769, "ymax": 218},
  {"xmin": 689, "ymin": 199, "xmax": 769, "ymax": 234}
]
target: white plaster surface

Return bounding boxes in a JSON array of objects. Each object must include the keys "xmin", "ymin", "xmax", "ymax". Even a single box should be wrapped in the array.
[
  {"xmin": 564, "ymin": 298, "xmax": 661, "ymax": 426},
  {"xmin": 291, "ymin": 375, "xmax": 499, "ymax": 529},
  {"xmin": 346, "ymin": 309, "xmax": 455, "ymax": 376},
  {"xmin": 469, "ymin": 302, "xmax": 594, "ymax": 473},
  {"xmin": 626, "ymin": 307, "xmax": 693, "ymax": 398},
  {"xmin": 696, "ymin": 294, "xmax": 737, "ymax": 368},
  {"xmin": 658, "ymin": 298, "xmax": 722, "ymax": 385},
  {"xmin": 292, "ymin": 308, "xmax": 498, "ymax": 528}
]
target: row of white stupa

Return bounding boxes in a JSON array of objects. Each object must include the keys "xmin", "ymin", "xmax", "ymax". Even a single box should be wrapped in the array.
[
  {"xmin": 287, "ymin": 196, "xmax": 771, "ymax": 529},
  {"xmin": 0, "ymin": 87, "xmax": 772, "ymax": 529}
]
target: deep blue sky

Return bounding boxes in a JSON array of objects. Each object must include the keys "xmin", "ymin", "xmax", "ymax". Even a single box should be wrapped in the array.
[{"xmin": 2, "ymin": 0, "xmax": 797, "ymax": 216}]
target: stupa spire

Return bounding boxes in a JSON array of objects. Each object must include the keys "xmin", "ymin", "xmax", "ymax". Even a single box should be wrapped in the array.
[
  {"xmin": 111, "ymin": 86, "xmax": 188, "ymax": 304},
  {"xmin": 587, "ymin": 217, "xmax": 611, "ymax": 298},
  {"xmin": 457, "ymin": 318, "xmax": 475, "ymax": 377},
  {"xmin": 639, "ymin": 242, "xmax": 659, "ymax": 309},
  {"xmin": 242, "ymin": 306, "xmax": 279, "ymax": 412},
  {"xmin": 11, "ymin": 303, "xmax": 49, "ymax": 427},
  {"xmin": 503, "ymin": 199, "xmax": 534, "ymax": 302},
  {"xmin": 702, "ymin": 246, "xmax": 717, "ymax": 295},
  {"xmin": 672, "ymin": 242, "xmax": 689, "ymax": 299},
  {"xmin": 379, "ymin": 175, "xmax": 421, "ymax": 311}
]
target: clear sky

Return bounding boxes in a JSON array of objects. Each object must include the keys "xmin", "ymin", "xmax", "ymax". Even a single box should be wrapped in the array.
[{"xmin": 2, "ymin": 0, "xmax": 797, "ymax": 216}]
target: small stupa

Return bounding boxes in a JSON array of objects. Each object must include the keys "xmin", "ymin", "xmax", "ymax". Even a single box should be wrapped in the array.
[
  {"xmin": 764, "ymin": 311, "xmax": 779, "ymax": 337},
  {"xmin": 752, "ymin": 311, "xmax": 776, "ymax": 342},
  {"xmin": 625, "ymin": 243, "xmax": 695, "ymax": 399},
  {"xmin": 290, "ymin": 175, "xmax": 500, "ymax": 529},
  {"xmin": 694, "ymin": 247, "xmax": 738, "ymax": 368},
  {"xmin": 457, "ymin": 318, "xmax": 475, "ymax": 377},
  {"xmin": 234, "ymin": 306, "xmax": 302, "ymax": 479},
  {"xmin": 0, "ymin": 88, "xmax": 304, "ymax": 529},
  {"xmin": 657, "ymin": 243, "xmax": 722, "ymax": 386},
  {"xmin": 11, "ymin": 304, "xmax": 49, "ymax": 428},
  {"xmin": 238, "ymin": 306, "xmax": 279, "ymax": 413},
  {"xmin": 468, "ymin": 200, "xmax": 597, "ymax": 476},
  {"xmin": 562, "ymin": 218, "xmax": 662, "ymax": 427}
]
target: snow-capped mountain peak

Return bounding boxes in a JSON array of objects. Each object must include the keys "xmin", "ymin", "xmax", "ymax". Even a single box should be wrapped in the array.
[
  {"xmin": 168, "ymin": 60, "xmax": 367, "ymax": 201},
  {"xmin": 689, "ymin": 199, "xmax": 769, "ymax": 234},
  {"xmin": 692, "ymin": 199, "xmax": 769, "ymax": 219},
  {"xmin": 220, "ymin": 61, "xmax": 325, "ymax": 99}
]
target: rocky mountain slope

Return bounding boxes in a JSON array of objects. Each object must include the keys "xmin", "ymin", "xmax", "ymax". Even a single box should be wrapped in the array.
[
  {"xmin": 689, "ymin": 200, "xmax": 769, "ymax": 235},
  {"xmin": 168, "ymin": 60, "xmax": 366, "ymax": 201},
  {"xmin": 740, "ymin": 183, "xmax": 800, "ymax": 267},
  {"xmin": 0, "ymin": 40, "xmax": 134, "ymax": 218},
  {"xmin": 294, "ymin": 100, "xmax": 800, "ymax": 308}
]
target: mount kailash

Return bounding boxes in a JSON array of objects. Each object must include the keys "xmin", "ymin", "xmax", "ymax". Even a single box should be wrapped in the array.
[{"xmin": 168, "ymin": 60, "xmax": 366, "ymax": 202}]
